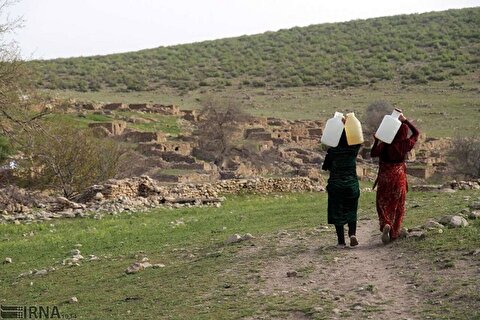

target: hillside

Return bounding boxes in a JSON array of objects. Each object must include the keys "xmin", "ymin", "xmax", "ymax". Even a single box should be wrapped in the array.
[{"xmin": 31, "ymin": 7, "xmax": 480, "ymax": 93}]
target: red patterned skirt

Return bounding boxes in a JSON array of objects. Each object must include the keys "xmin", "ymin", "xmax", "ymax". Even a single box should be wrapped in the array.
[{"xmin": 375, "ymin": 162, "xmax": 407, "ymax": 240}]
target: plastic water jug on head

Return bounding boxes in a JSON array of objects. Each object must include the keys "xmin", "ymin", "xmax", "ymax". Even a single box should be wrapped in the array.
[
  {"xmin": 320, "ymin": 112, "xmax": 344, "ymax": 147},
  {"xmin": 375, "ymin": 108, "xmax": 402, "ymax": 144},
  {"xmin": 344, "ymin": 112, "xmax": 364, "ymax": 145}
]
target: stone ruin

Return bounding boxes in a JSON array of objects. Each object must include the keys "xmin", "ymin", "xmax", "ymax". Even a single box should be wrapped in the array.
[
  {"xmin": 74, "ymin": 99, "xmax": 336, "ymax": 183},
  {"xmin": 46, "ymin": 99, "xmax": 456, "ymax": 184},
  {"xmin": 0, "ymin": 176, "xmax": 325, "ymax": 223}
]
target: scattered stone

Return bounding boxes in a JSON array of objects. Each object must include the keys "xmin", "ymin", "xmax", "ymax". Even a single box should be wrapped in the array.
[
  {"xmin": 70, "ymin": 249, "xmax": 81, "ymax": 256},
  {"xmin": 352, "ymin": 304, "xmax": 364, "ymax": 311},
  {"xmin": 468, "ymin": 211, "xmax": 480, "ymax": 220},
  {"xmin": 224, "ymin": 233, "xmax": 254, "ymax": 244},
  {"xmin": 62, "ymin": 249, "xmax": 85, "ymax": 265},
  {"xmin": 286, "ymin": 271, "xmax": 298, "ymax": 278},
  {"xmin": 34, "ymin": 269, "xmax": 48, "ymax": 276},
  {"xmin": 18, "ymin": 270, "xmax": 33, "ymax": 278},
  {"xmin": 241, "ymin": 233, "xmax": 255, "ymax": 241},
  {"xmin": 407, "ymin": 230, "xmax": 426, "ymax": 240},
  {"xmin": 88, "ymin": 255, "xmax": 99, "ymax": 261},
  {"xmin": 423, "ymin": 219, "xmax": 445, "ymax": 230},
  {"xmin": 398, "ymin": 227, "xmax": 409, "ymax": 239},
  {"xmin": 1, "ymin": 176, "xmax": 326, "ymax": 223},
  {"xmin": 54, "ymin": 197, "xmax": 86, "ymax": 211},
  {"xmin": 408, "ymin": 226, "xmax": 423, "ymax": 232},
  {"xmin": 125, "ymin": 261, "xmax": 153, "ymax": 274},
  {"xmin": 439, "ymin": 215, "xmax": 469, "ymax": 228},
  {"xmin": 152, "ymin": 263, "xmax": 165, "ymax": 268},
  {"xmin": 69, "ymin": 297, "xmax": 78, "ymax": 304},
  {"xmin": 469, "ymin": 249, "xmax": 480, "ymax": 256},
  {"xmin": 469, "ymin": 201, "xmax": 480, "ymax": 210},
  {"xmin": 225, "ymin": 234, "xmax": 242, "ymax": 244}
]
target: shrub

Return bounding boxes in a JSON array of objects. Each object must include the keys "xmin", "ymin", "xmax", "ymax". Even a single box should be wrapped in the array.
[
  {"xmin": 363, "ymin": 101, "xmax": 394, "ymax": 137},
  {"xmin": 18, "ymin": 124, "xmax": 124, "ymax": 198},
  {"xmin": 448, "ymin": 136, "xmax": 480, "ymax": 179},
  {"xmin": 0, "ymin": 135, "xmax": 12, "ymax": 164}
]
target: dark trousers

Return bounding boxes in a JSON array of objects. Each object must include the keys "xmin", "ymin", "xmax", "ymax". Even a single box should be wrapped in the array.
[{"xmin": 335, "ymin": 222, "xmax": 357, "ymax": 245}]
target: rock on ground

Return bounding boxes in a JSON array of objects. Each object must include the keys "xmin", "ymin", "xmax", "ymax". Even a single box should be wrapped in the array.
[{"xmin": 439, "ymin": 215, "xmax": 469, "ymax": 228}]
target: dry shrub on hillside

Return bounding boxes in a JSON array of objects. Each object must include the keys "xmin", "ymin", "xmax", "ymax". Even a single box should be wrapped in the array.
[
  {"xmin": 448, "ymin": 135, "xmax": 480, "ymax": 179},
  {"xmin": 194, "ymin": 96, "xmax": 252, "ymax": 166},
  {"xmin": 17, "ymin": 124, "xmax": 124, "ymax": 198},
  {"xmin": 363, "ymin": 101, "xmax": 393, "ymax": 137}
]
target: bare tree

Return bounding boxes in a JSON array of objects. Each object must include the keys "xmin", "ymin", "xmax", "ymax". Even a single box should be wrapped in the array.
[
  {"xmin": 448, "ymin": 136, "xmax": 480, "ymax": 179},
  {"xmin": 0, "ymin": 1, "xmax": 49, "ymax": 153},
  {"xmin": 194, "ymin": 96, "xmax": 251, "ymax": 167},
  {"xmin": 363, "ymin": 101, "xmax": 393, "ymax": 137}
]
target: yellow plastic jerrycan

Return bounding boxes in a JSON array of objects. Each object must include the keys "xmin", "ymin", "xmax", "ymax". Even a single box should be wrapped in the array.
[{"xmin": 344, "ymin": 112, "xmax": 364, "ymax": 145}]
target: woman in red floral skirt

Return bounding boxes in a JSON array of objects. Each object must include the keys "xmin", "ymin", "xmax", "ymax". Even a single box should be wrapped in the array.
[{"xmin": 371, "ymin": 112, "xmax": 420, "ymax": 244}]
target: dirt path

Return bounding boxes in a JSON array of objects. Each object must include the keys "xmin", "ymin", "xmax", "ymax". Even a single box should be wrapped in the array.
[
  {"xmin": 320, "ymin": 218, "xmax": 422, "ymax": 319},
  {"xmin": 258, "ymin": 218, "xmax": 424, "ymax": 319}
]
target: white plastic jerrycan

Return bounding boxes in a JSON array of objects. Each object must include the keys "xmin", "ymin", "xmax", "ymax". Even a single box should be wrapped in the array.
[
  {"xmin": 375, "ymin": 108, "xmax": 402, "ymax": 144},
  {"xmin": 321, "ymin": 112, "xmax": 344, "ymax": 147},
  {"xmin": 344, "ymin": 112, "xmax": 364, "ymax": 145}
]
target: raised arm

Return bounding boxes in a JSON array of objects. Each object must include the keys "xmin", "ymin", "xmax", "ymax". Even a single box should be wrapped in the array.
[
  {"xmin": 398, "ymin": 114, "xmax": 420, "ymax": 152},
  {"xmin": 370, "ymin": 137, "xmax": 384, "ymax": 158},
  {"xmin": 403, "ymin": 119, "xmax": 419, "ymax": 142}
]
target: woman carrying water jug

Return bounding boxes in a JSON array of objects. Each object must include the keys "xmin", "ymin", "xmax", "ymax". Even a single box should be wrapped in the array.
[
  {"xmin": 370, "ymin": 111, "xmax": 419, "ymax": 244},
  {"xmin": 322, "ymin": 113, "xmax": 363, "ymax": 248}
]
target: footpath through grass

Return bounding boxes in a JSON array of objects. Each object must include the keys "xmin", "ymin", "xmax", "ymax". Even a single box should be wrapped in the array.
[{"xmin": 0, "ymin": 190, "xmax": 479, "ymax": 319}]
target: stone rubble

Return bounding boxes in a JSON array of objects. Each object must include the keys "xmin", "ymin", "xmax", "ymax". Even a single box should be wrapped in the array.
[
  {"xmin": 1, "ymin": 176, "xmax": 325, "ymax": 223},
  {"xmin": 225, "ymin": 233, "xmax": 255, "ymax": 244},
  {"xmin": 125, "ymin": 257, "xmax": 163, "ymax": 274},
  {"xmin": 412, "ymin": 179, "xmax": 480, "ymax": 192},
  {"xmin": 439, "ymin": 215, "xmax": 469, "ymax": 228}
]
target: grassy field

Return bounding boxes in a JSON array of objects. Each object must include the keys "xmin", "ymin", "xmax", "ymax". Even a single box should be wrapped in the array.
[
  {"xmin": 45, "ymin": 110, "xmax": 181, "ymax": 135},
  {"xmin": 1, "ymin": 189, "xmax": 479, "ymax": 319},
  {"xmin": 47, "ymin": 74, "xmax": 480, "ymax": 138}
]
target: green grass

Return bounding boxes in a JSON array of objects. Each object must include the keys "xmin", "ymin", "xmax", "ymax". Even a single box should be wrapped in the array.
[
  {"xmin": 0, "ymin": 193, "xmax": 332, "ymax": 319},
  {"xmin": 44, "ymin": 111, "xmax": 180, "ymax": 135},
  {"xmin": 1, "ymin": 190, "xmax": 479, "ymax": 319},
  {"xmin": 115, "ymin": 110, "xmax": 180, "ymax": 135}
]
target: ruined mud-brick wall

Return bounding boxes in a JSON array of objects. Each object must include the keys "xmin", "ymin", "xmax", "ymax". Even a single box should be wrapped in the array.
[
  {"xmin": 88, "ymin": 121, "xmax": 127, "ymax": 136},
  {"xmin": 408, "ymin": 137, "xmax": 453, "ymax": 179}
]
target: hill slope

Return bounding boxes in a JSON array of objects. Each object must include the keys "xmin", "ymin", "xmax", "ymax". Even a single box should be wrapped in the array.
[{"xmin": 31, "ymin": 7, "xmax": 480, "ymax": 92}]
